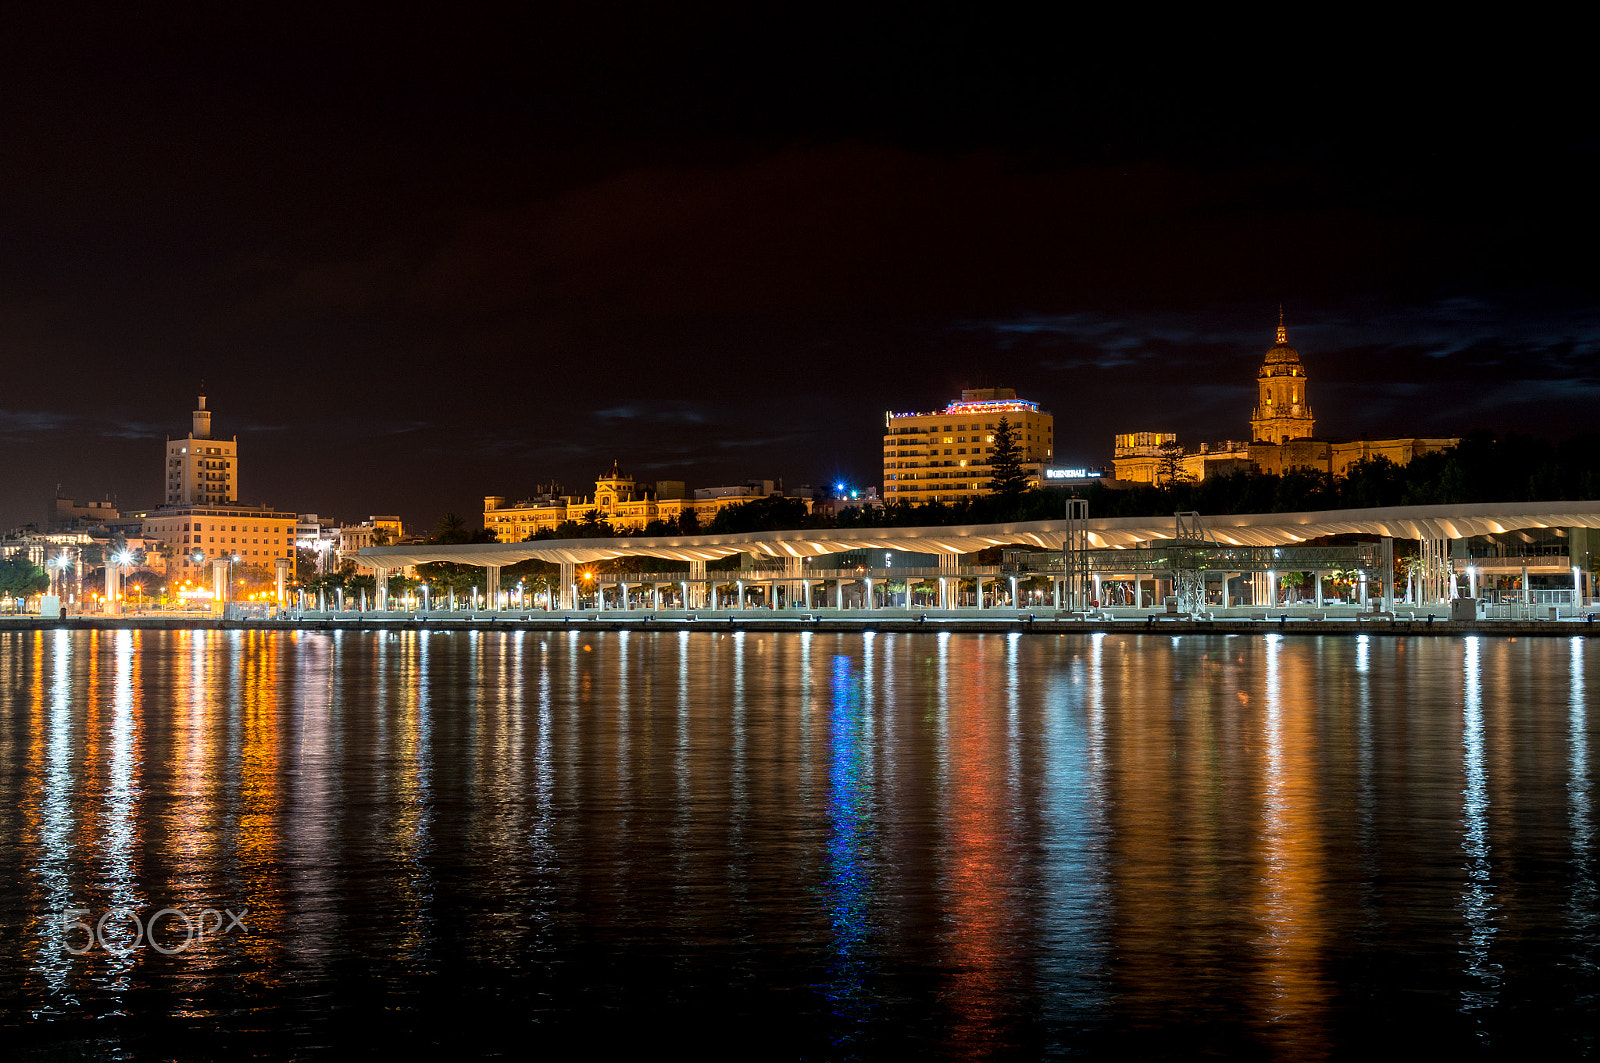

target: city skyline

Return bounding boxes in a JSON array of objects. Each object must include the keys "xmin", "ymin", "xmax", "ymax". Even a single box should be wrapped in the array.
[{"xmin": 2, "ymin": 12, "xmax": 1594, "ymax": 531}]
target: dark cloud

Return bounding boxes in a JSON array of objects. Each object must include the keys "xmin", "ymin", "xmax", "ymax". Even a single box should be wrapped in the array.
[{"xmin": 0, "ymin": 13, "xmax": 1594, "ymax": 528}]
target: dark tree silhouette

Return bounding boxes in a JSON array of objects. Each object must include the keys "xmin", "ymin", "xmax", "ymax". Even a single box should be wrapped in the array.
[{"xmin": 986, "ymin": 417, "xmax": 1029, "ymax": 499}]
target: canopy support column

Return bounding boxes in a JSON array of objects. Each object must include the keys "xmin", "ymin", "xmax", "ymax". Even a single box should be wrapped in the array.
[
  {"xmin": 559, "ymin": 562, "xmax": 575, "ymax": 610},
  {"xmin": 689, "ymin": 560, "xmax": 707, "ymax": 609},
  {"xmin": 1381, "ymin": 537, "xmax": 1394, "ymax": 610},
  {"xmin": 211, "ymin": 559, "xmax": 229, "ymax": 615}
]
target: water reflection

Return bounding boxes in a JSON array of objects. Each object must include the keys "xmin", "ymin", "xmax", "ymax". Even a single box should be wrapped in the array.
[
  {"xmin": 1034, "ymin": 636, "xmax": 1109, "ymax": 1043},
  {"xmin": 1459, "ymin": 637, "xmax": 1499, "ymax": 1027},
  {"xmin": 1256, "ymin": 634, "xmax": 1328, "ymax": 1051},
  {"xmin": 943, "ymin": 635, "xmax": 1021, "ymax": 1052},
  {"xmin": 32, "ymin": 631, "xmax": 78, "ymax": 1001},
  {"xmin": 1570, "ymin": 638, "xmax": 1597, "ymax": 1015},
  {"xmin": 823, "ymin": 653, "xmax": 877, "ymax": 1046},
  {"xmin": 96, "ymin": 630, "xmax": 144, "ymax": 982},
  {"xmin": 0, "ymin": 630, "xmax": 1597, "ymax": 1059}
]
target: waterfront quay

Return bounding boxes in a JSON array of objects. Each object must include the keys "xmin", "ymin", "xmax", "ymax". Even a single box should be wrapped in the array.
[{"xmin": 5, "ymin": 611, "xmax": 1596, "ymax": 638}]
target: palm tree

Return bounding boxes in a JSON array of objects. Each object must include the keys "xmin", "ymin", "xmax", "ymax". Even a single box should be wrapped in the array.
[{"xmin": 434, "ymin": 512, "xmax": 468, "ymax": 543}]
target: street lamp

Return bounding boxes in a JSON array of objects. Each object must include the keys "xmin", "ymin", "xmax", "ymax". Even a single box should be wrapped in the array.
[{"xmin": 51, "ymin": 553, "xmax": 72, "ymax": 604}]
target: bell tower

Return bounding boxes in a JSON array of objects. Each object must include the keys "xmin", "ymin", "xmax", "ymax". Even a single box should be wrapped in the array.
[{"xmin": 1249, "ymin": 311, "xmax": 1315, "ymax": 444}]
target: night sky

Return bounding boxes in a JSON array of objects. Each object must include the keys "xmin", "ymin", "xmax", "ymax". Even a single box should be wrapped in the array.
[{"xmin": 2, "ymin": 10, "xmax": 1594, "ymax": 532}]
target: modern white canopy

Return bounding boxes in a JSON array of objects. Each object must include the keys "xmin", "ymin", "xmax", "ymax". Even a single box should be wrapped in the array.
[{"xmin": 352, "ymin": 500, "xmax": 1600, "ymax": 569}]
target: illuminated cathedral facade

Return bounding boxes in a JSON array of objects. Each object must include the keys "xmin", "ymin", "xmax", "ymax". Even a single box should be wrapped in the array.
[{"xmin": 1113, "ymin": 316, "xmax": 1457, "ymax": 484}]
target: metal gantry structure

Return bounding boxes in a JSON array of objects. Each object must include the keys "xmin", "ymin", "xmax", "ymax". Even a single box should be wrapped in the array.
[
  {"xmin": 1046, "ymin": 509, "xmax": 1385, "ymax": 611},
  {"xmin": 1419, "ymin": 536, "xmax": 1451, "ymax": 605},
  {"xmin": 1062, "ymin": 497, "xmax": 1090, "ymax": 610}
]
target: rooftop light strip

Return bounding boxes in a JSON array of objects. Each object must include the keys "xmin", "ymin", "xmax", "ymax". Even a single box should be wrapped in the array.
[{"xmin": 943, "ymin": 400, "xmax": 1039, "ymax": 414}]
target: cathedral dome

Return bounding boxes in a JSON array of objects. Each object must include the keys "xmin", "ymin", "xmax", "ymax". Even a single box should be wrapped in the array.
[{"xmin": 1258, "ymin": 318, "xmax": 1304, "ymax": 376}]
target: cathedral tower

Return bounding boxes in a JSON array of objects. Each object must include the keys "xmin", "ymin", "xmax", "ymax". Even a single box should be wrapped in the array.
[{"xmin": 1249, "ymin": 313, "xmax": 1315, "ymax": 444}]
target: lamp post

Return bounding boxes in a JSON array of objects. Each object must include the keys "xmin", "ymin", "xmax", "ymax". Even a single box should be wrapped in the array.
[
  {"xmin": 51, "ymin": 553, "xmax": 72, "ymax": 608},
  {"xmin": 107, "ymin": 549, "xmax": 134, "ymax": 615}
]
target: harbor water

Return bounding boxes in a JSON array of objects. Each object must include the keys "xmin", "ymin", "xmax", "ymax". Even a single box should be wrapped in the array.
[{"xmin": 1, "ymin": 628, "xmax": 1595, "ymax": 1059}]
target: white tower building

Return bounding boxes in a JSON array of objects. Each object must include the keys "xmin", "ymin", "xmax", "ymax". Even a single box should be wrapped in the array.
[{"xmin": 164, "ymin": 392, "xmax": 238, "ymax": 505}]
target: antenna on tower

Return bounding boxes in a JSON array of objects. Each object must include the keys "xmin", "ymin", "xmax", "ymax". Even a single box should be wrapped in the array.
[{"xmin": 1276, "ymin": 305, "xmax": 1287, "ymax": 344}]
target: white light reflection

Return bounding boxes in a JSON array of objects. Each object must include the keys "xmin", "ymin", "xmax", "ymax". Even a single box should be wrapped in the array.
[
  {"xmin": 1568, "ymin": 638, "xmax": 1595, "ymax": 989},
  {"xmin": 533, "ymin": 636, "xmax": 555, "ymax": 867},
  {"xmin": 729, "ymin": 631, "xmax": 750, "ymax": 904},
  {"xmin": 935, "ymin": 631, "xmax": 951, "ymax": 778},
  {"xmin": 34, "ymin": 631, "xmax": 77, "ymax": 996},
  {"xmin": 286, "ymin": 631, "xmax": 337, "ymax": 980},
  {"xmin": 97, "ymin": 630, "xmax": 144, "ymax": 985},
  {"xmin": 1459, "ymin": 636, "xmax": 1500, "ymax": 1025},
  {"xmin": 1005, "ymin": 633, "xmax": 1021, "ymax": 784},
  {"xmin": 797, "ymin": 630, "xmax": 814, "ymax": 800},
  {"xmin": 616, "ymin": 629, "xmax": 631, "ymax": 771},
  {"xmin": 1355, "ymin": 631, "xmax": 1378, "ymax": 926},
  {"xmin": 671, "ymin": 631, "xmax": 691, "ymax": 884}
]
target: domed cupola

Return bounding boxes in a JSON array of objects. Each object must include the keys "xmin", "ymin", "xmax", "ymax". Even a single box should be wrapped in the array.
[
  {"xmin": 1259, "ymin": 318, "xmax": 1305, "ymax": 376},
  {"xmin": 1250, "ymin": 311, "xmax": 1316, "ymax": 444}
]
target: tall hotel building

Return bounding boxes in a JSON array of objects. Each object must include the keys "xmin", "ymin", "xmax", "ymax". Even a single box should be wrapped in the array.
[{"xmin": 883, "ymin": 388, "xmax": 1053, "ymax": 503}]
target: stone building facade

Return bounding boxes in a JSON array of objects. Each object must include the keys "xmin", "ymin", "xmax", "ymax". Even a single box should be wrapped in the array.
[{"xmin": 1114, "ymin": 318, "xmax": 1457, "ymax": 484}]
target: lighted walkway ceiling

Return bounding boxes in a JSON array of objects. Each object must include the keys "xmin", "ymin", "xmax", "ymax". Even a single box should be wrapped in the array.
[{"xmin": 354, "ymin": 500, "xmax": 1600, "ymax": 570}]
